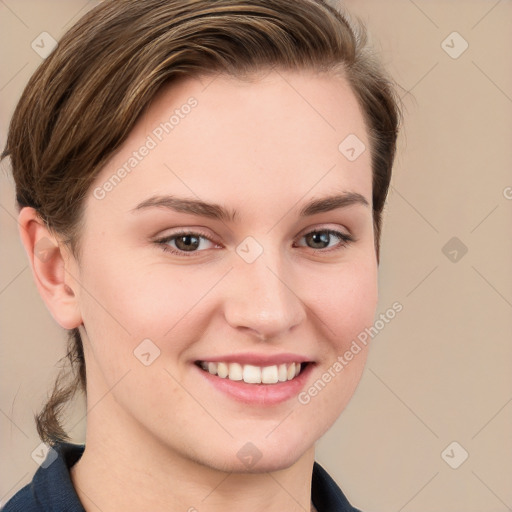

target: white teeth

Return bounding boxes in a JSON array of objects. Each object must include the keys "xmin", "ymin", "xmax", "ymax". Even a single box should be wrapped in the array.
[
  {"xmin": 243, "ymin": 364, "xmax": 261, "ymax": 384},
  {"xmin": 217, "ymin": 362, "xmax": 229, "ymax": 378},
  {"xmin": 261, "ymin": 365, "xmax": 278, "ymax": 384},
  {"xmin": 228, "ymin": 362, "xmax": 243, "ymax": 381},
  {"xmin": 198, "ymin": 361, "xmax": 304, "ymax": 384}
]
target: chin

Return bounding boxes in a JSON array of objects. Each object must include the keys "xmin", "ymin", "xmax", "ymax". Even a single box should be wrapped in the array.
[
  {"xmin": 192, "ymin": 438, "xmax": 312, "ymax": 474},
  {"xmin": 227, "ymin": 453, "xmax": 306, "ymax": 474},
  {"xmin": 244, "ymin": 440, "xmax": 313, "ymax": 474}
]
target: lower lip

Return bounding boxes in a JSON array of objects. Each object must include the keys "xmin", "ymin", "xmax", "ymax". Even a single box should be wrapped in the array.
[{"xmin": 195, "ymin": 363, "xmax": 315, "ymax": 405}]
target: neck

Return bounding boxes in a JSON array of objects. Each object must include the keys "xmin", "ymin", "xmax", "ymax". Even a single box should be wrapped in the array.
[{"xmin": 70, "ymin": 407, "xmax": 317, "ymax": 512}]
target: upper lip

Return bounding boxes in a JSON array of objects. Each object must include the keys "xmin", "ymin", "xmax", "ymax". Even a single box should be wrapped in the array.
[{"xmin": 195, "ymin": 352, "xmax": 314, "ymax": 366}]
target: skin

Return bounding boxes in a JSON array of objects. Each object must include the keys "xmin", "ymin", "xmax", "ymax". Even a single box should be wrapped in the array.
[{"xmin": 19, "ymin": 69, "xmax": 378, "ymax": 512}]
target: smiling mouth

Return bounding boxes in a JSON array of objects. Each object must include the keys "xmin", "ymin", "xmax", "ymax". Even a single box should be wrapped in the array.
[{"xmin": 195, "ymin": 360, "xmax": 309, "ymax": 384}]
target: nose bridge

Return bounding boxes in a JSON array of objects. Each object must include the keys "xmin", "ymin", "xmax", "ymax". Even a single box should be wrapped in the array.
[{"xmin": 224, "ymin": 241, "xmax": 305, "ymax": 338}]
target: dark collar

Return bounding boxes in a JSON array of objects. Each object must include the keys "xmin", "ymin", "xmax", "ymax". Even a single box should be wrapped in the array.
[{"xmin": 3, "ymin": 442, "xmax": 361, "ymax": 512}]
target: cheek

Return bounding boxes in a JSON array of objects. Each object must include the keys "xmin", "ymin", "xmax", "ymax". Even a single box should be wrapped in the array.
[
  {"xmin": 307, "ymin": 257, "xmax": 378, "ymax": 349},
  {"xmin": 297, "ymin": 259, "xmax": 377, "ymax": 429},
  {"xmin": 76, "ymin": 244, "xmax": 217, "ymax": 365}
]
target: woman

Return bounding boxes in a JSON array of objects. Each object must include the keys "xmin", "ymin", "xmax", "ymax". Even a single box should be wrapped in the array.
[{"xmin": 1, "ymin": 0, "xmax": 401, "ymax": 510}]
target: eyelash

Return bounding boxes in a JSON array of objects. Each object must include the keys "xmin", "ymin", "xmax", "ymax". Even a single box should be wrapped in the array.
[{"xmin": 154, "ymin": 228, "xmax": 355, "ymax": 257}]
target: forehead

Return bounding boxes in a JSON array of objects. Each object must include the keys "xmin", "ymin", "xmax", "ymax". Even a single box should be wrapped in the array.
[{"xmin": 87, "ymin": 70, "xmax": 372, "ymax": 218}]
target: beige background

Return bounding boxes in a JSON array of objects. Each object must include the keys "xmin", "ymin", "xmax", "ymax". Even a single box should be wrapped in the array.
[{"xmin": 1, "ymin": 1, "xmax": 511, "ymax": 511}]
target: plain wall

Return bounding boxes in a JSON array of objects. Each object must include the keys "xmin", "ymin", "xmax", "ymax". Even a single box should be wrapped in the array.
[{"xmin": 1, "ymin": 1, "xmax": 511, "ymax": 511}]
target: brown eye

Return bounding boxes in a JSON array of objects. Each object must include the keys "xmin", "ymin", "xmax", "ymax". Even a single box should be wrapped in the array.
[
  {"xmin": 174, "ymin": 234, "xmax": 201, "ymax": 252},
  {"xmin": 155, "ymin": 230, "xmax": 217, "ymax": 256}
]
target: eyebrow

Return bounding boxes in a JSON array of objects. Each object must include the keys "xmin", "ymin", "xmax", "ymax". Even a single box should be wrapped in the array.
[{"xmin": 130, "ymin": 191, "xmax": 369, "ymax": 222}]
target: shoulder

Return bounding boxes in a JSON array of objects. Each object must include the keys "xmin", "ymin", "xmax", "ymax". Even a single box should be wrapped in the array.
[
  {"xmin": 1, "ymin": 484, "xmax": 38, "ymax": 512},
  {"xmin": 1, "ymin": 442, "xmax": 86, "ymax": 512},
  {"xmin": 312, "ymin": 461, "xmax": 364, "ymax": 512}
]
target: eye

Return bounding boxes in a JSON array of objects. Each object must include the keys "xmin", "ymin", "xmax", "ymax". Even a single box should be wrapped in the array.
[
  {"xmin": 155, "ymin": 230, "xmax": 218, "ymax": 256},
  {"xmin": 295, "ymin": 229, "xmax": 354, "ymax": 253}
]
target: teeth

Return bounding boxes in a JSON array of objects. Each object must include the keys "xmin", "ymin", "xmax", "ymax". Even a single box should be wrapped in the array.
[
  {"xmin": 228, "ymin": 362, "xmax": 243, "ymax": 381},
  {"xmin": 261, "ymin": 365, "xmax": 278, "ymax": 384},
  {"xmin": 198, "ymin": 361, "xmax": 304, "ymax": 384},
  {"xmin": 243, "ymin": 364, "xmax": 261, "ymax": 384},
  {"xmin": 278, "ymin": 363, "xmax": 288, "ymax": 382},
  {"xmin": 287, "ymin": 363, "xmax": 296, "ymax": 380},
  {"xmin": 217, "ymin": 362, "xmax": 229, "ymax": 378}
]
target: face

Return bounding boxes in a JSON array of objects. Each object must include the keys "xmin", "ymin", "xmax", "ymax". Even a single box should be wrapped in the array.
[{"xmin": 68, "ymin": 69, "xmax": 378, "ymax": 472}]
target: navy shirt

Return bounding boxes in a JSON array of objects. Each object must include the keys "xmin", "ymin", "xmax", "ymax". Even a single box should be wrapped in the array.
[{"xmin": 2, "ymin": 442, "xmax": 362, "ymax": 511}]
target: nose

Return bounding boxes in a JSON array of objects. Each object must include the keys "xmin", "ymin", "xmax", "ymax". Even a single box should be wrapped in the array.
[{"xmin": 223, "ymin": 248, "xmax": 306, "ymax": 341}]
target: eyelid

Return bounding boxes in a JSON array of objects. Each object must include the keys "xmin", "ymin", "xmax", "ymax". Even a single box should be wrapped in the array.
[
  {"xmin": 152, "ymin": 226, "xmax": 216, "ymax": 242},
  {"xmin": 155, "ymin": 223, "xmax": 352, "ymax": 241},
  {"xmin": 296, "ymin": 222, "xmax": 352, "ymax": 238},
  {"xmin": 154, "ymin": 227, "xmax": 219, "ymax": 250}
]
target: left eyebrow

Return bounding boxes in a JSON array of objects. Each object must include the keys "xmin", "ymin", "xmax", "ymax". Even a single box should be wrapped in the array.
[
  {"xmin": 130, "ymin": 191, "xmax": 370, "ymax": 222},
  {"xmin": 298, "ymin": 191, "xmax": 369, "ymax": 216}
]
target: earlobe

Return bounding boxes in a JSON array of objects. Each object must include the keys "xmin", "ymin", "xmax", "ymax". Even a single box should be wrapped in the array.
[{"xmin": 18, "ymin": 207, "xmax": 83, "ymax": 330}]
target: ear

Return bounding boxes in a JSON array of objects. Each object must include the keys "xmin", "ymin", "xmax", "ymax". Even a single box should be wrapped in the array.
[{"xmin": 18, "ymin": 207, "xmax": 83, "ymax": 330}]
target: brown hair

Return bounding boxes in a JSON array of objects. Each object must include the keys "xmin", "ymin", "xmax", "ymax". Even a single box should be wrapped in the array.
[{"xmin": 2, "ymin": 0, "xmax": 402, "ymax": 445}]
